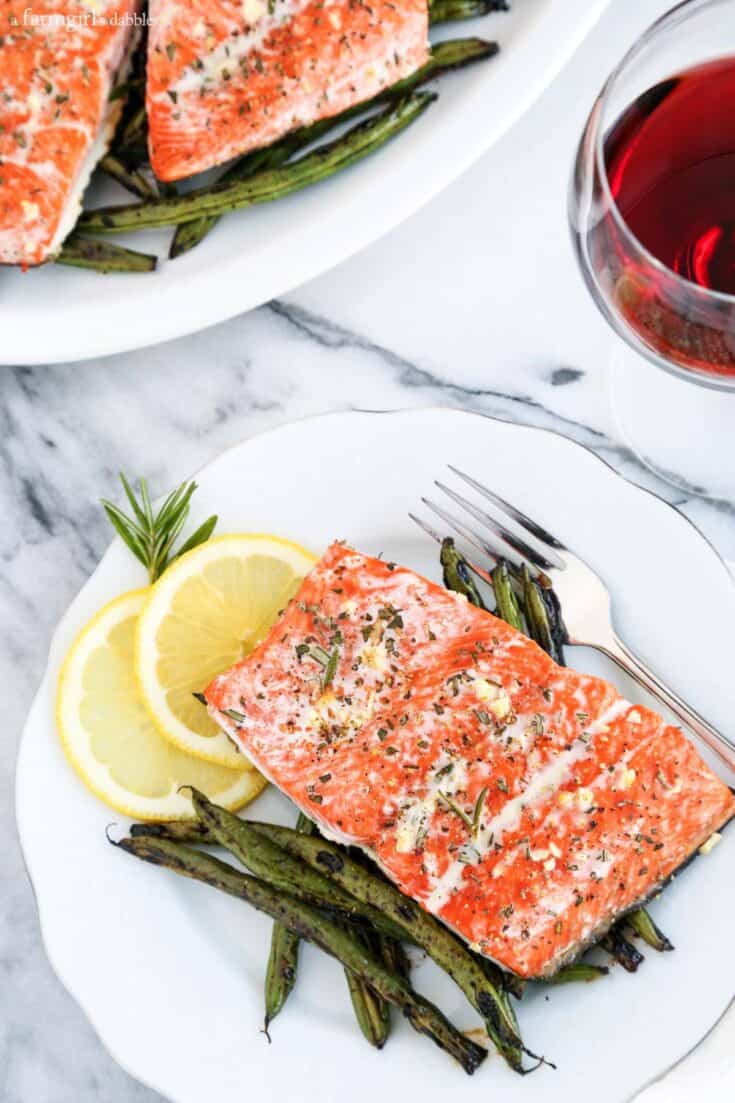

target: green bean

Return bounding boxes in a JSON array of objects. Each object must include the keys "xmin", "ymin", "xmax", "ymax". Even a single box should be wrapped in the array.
[
  {"xmin": 130, "ymin": 820, "xmax": 212, "ymax": 843},
  {"xmin": 169, "ymin": 38, "xmax": 498, "ymax": 258},
  {"xmin": 430, "ymin": 0, "xmax": 508, "ymax": 24},
  {"xmin": 347, "ymin": 930, "xmax": 410, "ymax": 1048},
  {"xmin": 168, "ymin": 144, "xmax": 285, "ymax": 258},
  {"xmin": 440, "ymin": 537, "xmax": 487, "ymax": 608},
  {"xmin": 98, "ymin": 154, "xmax": 157, "ymax": 199},
  {"xmin": 119, "ymin": 104, "xmax": 147, "ymax": 154},
  {"xmin": 112, "ymin": 835, "xmax": 486, "ymax": 1074},
  {"xmin": 520, "ymin": 563, "xmax": 562, "ymax": 662},
  {"xmin": 543, "ymin": 963, "xmax": 609, "ymax": 985},
  {"xmin": 379, "ymin": 935, "xmax": 411, "ymax": 982},
  {"xmin": 264, "ymin": 922, "xmax": 301, "ymax": 1033},
  {"xmin": 491, "ymin": 560, "xmax": 525, "ymax": 632},
  {"xmin": 625, "ymin": 907, "xmax": 674, "ymax": 952},
  {"xmin": 78, "ymin": 94, "xmax": 435, "ymax": 234},
  {"xmin": 534, "ymin": 573, "xmax": 569, "ymax": 664},
  {"xmin": 55, "ymin": 235, "xmax": 157, "ymax": 273},
  {"xmin": 601, "ymin": 929, "xmax": 644, "ymax": 973},
  {"xmin": 185, "ymin": 790, "xmax": 407, "ymax": 941},
  {"xmin": 133, "ymin": 812, "xmax": 525, "ymax": 1005},
  {"xmin": 344, "ymin": 926, "xmax": 392, "ymax": 1049},
  {"xmin": 264, "ymin": 812, "xmax": 315, "ymax": 1030},
  {"xmin": 247, "ymin": 821, "xmax": 531, "ymax": 1072}
]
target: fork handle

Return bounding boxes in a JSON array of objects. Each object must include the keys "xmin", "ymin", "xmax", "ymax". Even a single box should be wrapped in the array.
[{"xmin": 600, "ymin": 634, "xmax": 735, "ymax": 781}]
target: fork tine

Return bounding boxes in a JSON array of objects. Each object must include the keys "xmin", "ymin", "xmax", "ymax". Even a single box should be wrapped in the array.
[
  {"xmin": 435, "ymin": 481, "xmax": 564, "ymax": 572},
  {"xmin": 410, "ymin": 509, "xmax": 496, "ymax": 586},
  {"xmin": 407, "ymin": 512, "xmax": 444, "ymax": 546},
  {"xmin": 447, "ymin": 465, "xmax": 566, "ymax": 551}
]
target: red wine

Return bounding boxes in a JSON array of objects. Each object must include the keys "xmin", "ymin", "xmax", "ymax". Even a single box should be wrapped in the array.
[{"xmin": 605, "ymin": 57, "xmax": 735, "ymax": 295}]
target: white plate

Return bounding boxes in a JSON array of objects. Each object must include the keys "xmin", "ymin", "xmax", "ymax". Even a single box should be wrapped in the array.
[
  {"xmin": 16, "ymin": 409, "xmax": 735, "ymax": 1103},
  {"xmin": 1, "ymin": 1, "xmax": 609, "ymax": 366}
]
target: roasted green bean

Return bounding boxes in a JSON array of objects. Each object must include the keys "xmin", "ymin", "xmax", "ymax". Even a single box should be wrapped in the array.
[
  {"xmin": 55, "ymin": 235, "xmax": 157, "ymax": 273},
  {"xmin": 113, "ymin": 835, "xmax": 486, "ymax": 1073},
  {"xmin": 79, "ymin": 95, "xmax": 435, "ymax": 235},
  {"xmin": 247, "ymin": 821, "xmax": 531, "ymax": 1072}
]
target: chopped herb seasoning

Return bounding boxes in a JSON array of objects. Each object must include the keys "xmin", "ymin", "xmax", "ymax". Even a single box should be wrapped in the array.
[
  {"xmin": 223, "ymin": 707, "xmax": 247, "ymax": 724},
  {"xmin": 471, "ymin": 787, "xmax": 489, "ymax": 839},
  {"xmin": 438, "ymin": 791, "xmax": 473, "ymax": 830},
  {"xmin": 322, "ymin": 645, "xmax": 339, "ymax": 690},
  {"xmin": 295, "ymin": 641, "xmax": 332, "ymax": 668}
]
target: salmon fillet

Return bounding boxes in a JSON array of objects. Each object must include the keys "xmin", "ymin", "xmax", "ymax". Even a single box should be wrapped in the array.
[
  {"xmin": 205, "ymin": 543, "xmax": 735, "ymax": 978},
  {"xmin": 0, "ymin": 1, "xmax": 141, "ymax": 267},
  {"xmin": 146, "ymin": 0, "xmax": 429, "ymax": 181}
]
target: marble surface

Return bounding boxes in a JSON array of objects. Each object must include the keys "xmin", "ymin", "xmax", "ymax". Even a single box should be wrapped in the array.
[{"xmin": 3, "ymin": 1, "xmax": 734, "ymax": 1100}]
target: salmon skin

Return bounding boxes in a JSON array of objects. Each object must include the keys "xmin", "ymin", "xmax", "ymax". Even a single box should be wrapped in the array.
[
  {"xmin": 205, "ymin": 543, "xmax": 735, "ymax": 978},
  {"xmin": 0, "ymin": 1, "xmax": 141, "ymax": 267},
  {"xmin": 146, "ymin": 0, "xmax": 429, "ymax": 182}
]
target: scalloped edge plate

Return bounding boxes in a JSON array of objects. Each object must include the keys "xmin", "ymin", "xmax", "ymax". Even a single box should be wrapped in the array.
[{"xmin": 16, "ymin": 409, "xmax": 735, "ymax": 1103}]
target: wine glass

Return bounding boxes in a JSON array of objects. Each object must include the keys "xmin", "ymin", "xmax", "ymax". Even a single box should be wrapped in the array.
[{"xmin": 569, "ymin": 0, "xmax": 735, "ymax": 499}]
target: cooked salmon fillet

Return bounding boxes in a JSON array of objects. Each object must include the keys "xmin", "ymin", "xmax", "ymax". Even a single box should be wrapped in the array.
[
  {"xmin": 146, "ymin": 0, "xmax": 429, "ymax": 181},
  {"xmin": 0, "ymin": 1, "xmax": 141, "ymax": 267},
  {"xmin": 0, "ymin": 1, "xmax": 141, "ymax": 266},
  {"xmin": 205, "ymin": 543, "xmax": 735, "ymax": 978}
]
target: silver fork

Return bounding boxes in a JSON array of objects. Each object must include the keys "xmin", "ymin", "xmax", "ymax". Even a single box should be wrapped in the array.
[{"xmin": 411, "ymin": 465, "xmax": 735, "ymax": 782}]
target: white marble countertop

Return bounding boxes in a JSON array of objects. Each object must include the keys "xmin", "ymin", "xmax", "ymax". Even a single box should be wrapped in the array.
[{"xmin": 3, "ymin": 1, "xmax": 733, "ymax": 1100}]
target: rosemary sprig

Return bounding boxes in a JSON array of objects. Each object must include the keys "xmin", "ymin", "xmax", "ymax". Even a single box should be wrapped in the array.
[
  {"xmin": 101, "ymin": 473, "xmax": 217, "ymax": 583},
  {"xmin": 222, "ymin": 707, "xmax": 248, "ymax": 724},
  {"xmin": 295, "ymin": 642, "xmax": 331, "ymax": 667}
]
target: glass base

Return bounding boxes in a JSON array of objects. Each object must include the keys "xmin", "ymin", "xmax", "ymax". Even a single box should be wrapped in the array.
[{"xmin": 608, "ymin": 344, "xmax": 735, "ymax": 500}]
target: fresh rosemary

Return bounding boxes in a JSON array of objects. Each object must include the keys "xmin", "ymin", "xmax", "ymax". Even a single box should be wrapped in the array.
[{"xmin": 101, "ymin": 472, "xmax": 217, "ymax": 583}]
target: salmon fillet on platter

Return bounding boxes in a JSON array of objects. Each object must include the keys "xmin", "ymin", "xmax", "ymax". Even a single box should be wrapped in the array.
[
  {"xmin": 205, "ymin": 543, "xmax": 734, "ymax": 978},
  {"xmin": 0, "ymin": 1, "xmax": 142, "ymax": 267},
  {"xmin": 146, "ymin": 0, "xmax": 429, "ymax": 181}
]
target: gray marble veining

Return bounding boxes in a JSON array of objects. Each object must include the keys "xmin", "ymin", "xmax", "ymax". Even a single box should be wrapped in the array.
[{"xmin": 2, "ymin": 1, "xmax": 733, "ymax": 1100}]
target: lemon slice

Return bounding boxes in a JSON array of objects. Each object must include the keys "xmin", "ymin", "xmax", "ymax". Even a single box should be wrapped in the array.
[
  {"xmin": 135, "ymin": 534, "xmax": 317, "ymax": 767},
  {"xmin": 57, "ymin": 589, "xmax": 265, "ymax": 819}
]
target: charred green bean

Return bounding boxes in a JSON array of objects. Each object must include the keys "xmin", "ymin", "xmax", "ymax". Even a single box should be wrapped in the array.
[
  {"xmin": 491, "ymin": 560, "xmax": 525, "ymax": 632},
  {"xmin": 543, "ymin": 963, "xmax": 609, "ymax": 985},
  {"xmin": 264, "ymin": 922, "xmax": 301, "ymax": 1032},
  {"xmin": 430, "ymin": 0, "xmax": 507, "ymax": 23},
  {"xmin": 79, "ymin": 95, "xmax": 435, "ymax": 235},
  {"xmin": 626, "ymin": 907, "xmax": 674, "ymax": 952},
  {"xmin": 187, "ymin": 790, "xmax": 407, "ymax": 941},
  {"xmin": 55, "ymin": 235, "xmax": 157, "ymax": 273},
  {"xmin": 247, "ymin": 821, "xmax": 530, "ymax": 1071},
  {"xmin": 601, "ymin": 929, "xmax": 644, "ymax": 973},
  {"xmin": 112, "ymin": 835, "xmax": 486, "ymax": 1073},
  {"xmin": 440, "ymin": 537, "xmax": 487, "ymax": 608}
]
